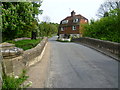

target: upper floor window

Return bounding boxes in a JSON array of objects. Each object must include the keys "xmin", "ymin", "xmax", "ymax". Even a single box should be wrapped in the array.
[
  {"xmin": 61, "ymin": 27, "xmax": 64, "ymax": 31},
  {"xmin": 85, "ymin": 20, "xmax": 87, "ymax": 22},
  {"xmin": 73, "ymin": 18, "xmax": 79, "ymax": 23},
  {"xmin": 72, "ymin": 26, "xmax": 76, "ymax": 30},
  {"xmin": 62, "ymin": 20, "xmax": 68, "ymax": 24}
]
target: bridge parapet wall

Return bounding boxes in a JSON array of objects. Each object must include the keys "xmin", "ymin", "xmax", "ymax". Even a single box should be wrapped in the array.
[
  {"xmin": 23, "ymin": 37, "xmax": 48, "ymax": 67},
  {"xmin": 72, "ymin": 37, "xmax": 120, "ymax": 60},
  {"xmin": 1, "ymin": 37, "xmax": 48, "ymax": 76}
]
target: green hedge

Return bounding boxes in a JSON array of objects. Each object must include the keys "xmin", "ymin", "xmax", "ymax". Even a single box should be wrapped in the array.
[{"xmin": 83, "ymin": 9, "xmax": 120, "ymax": 43}]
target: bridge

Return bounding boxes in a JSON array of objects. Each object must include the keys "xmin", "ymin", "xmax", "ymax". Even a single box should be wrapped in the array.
[
  {"xmin": 1, "ymin": 36, "xmax": 119, "ymax": 88},
  {"xmin": 44, "ymin": 36, "xmax": 119, "ymax": 88}
]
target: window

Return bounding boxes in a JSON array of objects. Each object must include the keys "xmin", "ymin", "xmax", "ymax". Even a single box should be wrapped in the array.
[
  {"xmin": 62, "ymin": 20, "xmax": 68, "ymax": 24},
  {"xmin": 72, "ymin": 26, "xmax": 76, "ymax": 30},
  {"xmin": 73, "ymin": 19, "xmax": 79, "ymax": 23},
  {"xmin": 61, "ymin": 27, "xmax": 64, "ymax": 31},
  {"xmin": 85, "ymin": 20, "xmax": 87, "ymax": 22}
]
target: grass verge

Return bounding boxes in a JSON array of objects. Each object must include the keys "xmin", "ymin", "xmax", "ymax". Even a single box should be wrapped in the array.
[{"xmin": 7, "ymin": 39, "xmax": 42, "ymax": 50}]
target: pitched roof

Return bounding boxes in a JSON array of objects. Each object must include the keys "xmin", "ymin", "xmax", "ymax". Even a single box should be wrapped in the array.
[{"xmin": 61, "ymin": 14, "xmax": 88, "ymax": 21}]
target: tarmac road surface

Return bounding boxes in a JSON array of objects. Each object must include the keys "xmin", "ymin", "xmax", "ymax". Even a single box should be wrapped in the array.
[{"xmin": 45, "ymin": 36, "xmax": 118, "ymax": 88}]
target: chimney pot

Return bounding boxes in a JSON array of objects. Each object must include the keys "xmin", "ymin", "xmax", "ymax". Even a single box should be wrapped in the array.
[{"xmin": 71, "ymin": 10, "xmax": 75, "ymax": 17}]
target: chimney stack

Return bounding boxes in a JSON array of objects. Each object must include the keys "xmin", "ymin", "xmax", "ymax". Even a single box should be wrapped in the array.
[{"xmin": 71, "ymin": 10, "xmax": 75, "ymax": 17}]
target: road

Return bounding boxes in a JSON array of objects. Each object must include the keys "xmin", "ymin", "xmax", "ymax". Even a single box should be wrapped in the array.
[{"xmin": 44, "ymin": 36, "xmax": 118, "ymax": 88}]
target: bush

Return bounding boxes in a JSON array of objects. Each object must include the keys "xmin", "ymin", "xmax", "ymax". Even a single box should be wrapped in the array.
[
  {"xmin": 83, "ymin": 9, "xmax": 120, "ymax": 43},
  {"xmin": 2, "ymin": 70, "xmax": 32, "ymax": 89}
]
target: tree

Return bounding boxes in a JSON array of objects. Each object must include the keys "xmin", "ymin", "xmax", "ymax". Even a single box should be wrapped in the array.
[
  {"xmin": 2, "ymin": 1, "xmax": 43, "ymax": 41},
  {"xmin": 96, "ymin": 0, "xmax": 120, "ymax": 18},
  {"xmin": 31, "ymin": 2, "xmax": 43, "ymax": 39},
  {"xmin": 83, "ymin": 8, "xmax": 120, "ymax": 43},
  {"xmin": 38, "ymin": 22, "xmax": 59, "ymax": 37},
  {"xmin": 83, "ymin": 0, "xmax": 120, "ymax": 43},
  {"xmin": 43, "ymin": 16, "xmax": 51, "ymax": 23},
  {"xmin": 2, "ymin": 2, "xmax": 19, "ymax": 40}
]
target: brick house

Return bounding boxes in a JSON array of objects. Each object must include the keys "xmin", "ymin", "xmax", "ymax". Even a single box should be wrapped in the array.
[{"xmin": 58, "ymin": 11, "xmax": 88, "ymax": 39}]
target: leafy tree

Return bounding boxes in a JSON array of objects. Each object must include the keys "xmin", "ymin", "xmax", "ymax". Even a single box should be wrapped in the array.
[
  {"xmin": 83, "ymin": 7, "xmax": 120, "ymax": 43},
  {"xmin": 31, "ymin": 2, "xmax": 43, "ymax": 39},
  {"xmin": 38, "ymin": 22, "xmax": 59, "ymax": 37},
  {"xmin": 97, "ymin": 0, "xmax": 120, "ymax": 18},
  {"xmin": 2, "ymin": 2, "xmax": 42, "ymax": 41}
]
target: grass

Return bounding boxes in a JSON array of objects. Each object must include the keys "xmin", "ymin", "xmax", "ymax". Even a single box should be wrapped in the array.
[{"xmin": 7, "ymin": 39, "xmax": 42, "ymax": 50}]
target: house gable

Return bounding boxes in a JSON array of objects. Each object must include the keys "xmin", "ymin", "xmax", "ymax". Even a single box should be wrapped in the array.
[{"xmin": 58, "ymin": 11, "xmax": 88, "ymax": 37}]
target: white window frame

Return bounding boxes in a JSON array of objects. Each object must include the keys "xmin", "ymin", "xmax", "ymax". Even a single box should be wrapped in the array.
[
  {"xmin": 85, "ymin": 20, "xmax": 87, "ymax": 22},
  {"xmin": 61, "ymin": 27, "xmax": 64, "ymax": 31},
  {"xmin": 72, "ymin": 26, "xmax": 76, "ymax": 30},
  {"xmin": 62, "ymin": 20, "xmax": 68, "ymax": 24},
  {"xmin": 73, "ymin": 19, "xmax": 79, "ymax": 23}
]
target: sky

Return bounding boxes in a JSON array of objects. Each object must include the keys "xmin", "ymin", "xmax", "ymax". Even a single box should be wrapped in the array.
[{"xmin": 38, "ymin": 0, "xmax": 105, "ymax": 23}]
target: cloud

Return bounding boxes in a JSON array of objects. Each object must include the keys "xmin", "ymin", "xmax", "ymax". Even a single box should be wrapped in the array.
[{"xmin": 39, "ymin": 0, "xmax": 104, "ymax": 23}]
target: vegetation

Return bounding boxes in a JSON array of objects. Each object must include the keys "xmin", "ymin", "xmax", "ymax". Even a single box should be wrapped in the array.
[
  {"xmin": 7, "ymin": 39, "xmax": 41, "ymax": 50},
  {"xmin": 96, "ymin": 1, "xmax": 119, "ymax": 18},
  {"xmin": 2, "ymin": 70, "xmax": 32, "ymax": 89},
  {"xmin": 2, "ymin": 2, "xmax": 59, "ymax": 42},
  {"xmin": 38, "ymin": 22, "xmax": 59, "ymax": 37},
  {"xmin": 2, "ymin": 2, "xmax": 42, "ymax": 41},
  {"xmin": 83, "ymin": 1, "xmax": 120, "ymax": 43}
]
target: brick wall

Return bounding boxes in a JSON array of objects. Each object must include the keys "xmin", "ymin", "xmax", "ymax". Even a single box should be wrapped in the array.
[
  {"xmin": 60, "ymin": 25, "xmax": 80, "ymax": 34},
  {"xmin": 59, "ymin": 17, "xmax": 88, "ymax": 36}
]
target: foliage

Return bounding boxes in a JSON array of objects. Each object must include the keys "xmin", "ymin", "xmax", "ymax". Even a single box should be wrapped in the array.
[
  {"xmin": 96, "ymin": 1, "xmax": 120, "ymax": 18},
  {"xmin": 38, "ymin": 22, "xmax": 59, "ymax": 37},
  {"xmin": 2, "ymin": 2, "xmax": 42, "ymax": 41},
  {"xmin": 2, "ymin": 70, "xmax": 32, "ymax": 89},
  {"xmin": 7, "ymin": 39, "xmax": 42, "ymax": 50},
  {"xmin": 83, "ymin": 8, "xmax": 120, "ymax": 43}
]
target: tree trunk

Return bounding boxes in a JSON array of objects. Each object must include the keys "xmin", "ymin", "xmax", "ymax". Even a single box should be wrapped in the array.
[{"xmin": 31, "ymin": 31, "xmax": 37, "ymax": 39}]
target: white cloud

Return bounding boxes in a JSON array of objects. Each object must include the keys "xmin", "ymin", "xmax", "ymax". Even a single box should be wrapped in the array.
[{"xmin": 38, "ymin": 0, "xmax": 104, "ymax": 23}]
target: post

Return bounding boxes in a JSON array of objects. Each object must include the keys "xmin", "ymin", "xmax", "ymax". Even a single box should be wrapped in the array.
[{"xmin": 0, "ymin": 42, "xmax": 23, "ymax": 76}]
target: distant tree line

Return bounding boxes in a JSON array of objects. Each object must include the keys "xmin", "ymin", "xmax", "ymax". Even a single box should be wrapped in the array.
[
  {"xmin": 38, "ymin": 22, "xmax": 59, "ymax": 37},
  {"xmin": 83, "ymin": 1, "xmax": 120, "ymax": 43},
  {"xmin": 1, "ymin": 2, "xmax": 59, "ymax": 42}
]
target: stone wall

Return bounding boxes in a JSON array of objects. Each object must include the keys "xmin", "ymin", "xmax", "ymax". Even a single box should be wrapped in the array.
[
  {"xmin": 1, "ymin": 37, "xmax": 48, "ymax": 76},
  {"xmin": 72, "ymin": 37, "xmax": 120, "ymax": 60},
  {"xmin": 23, "ymin": 37, "xmax": 48, "ymax": 67}
]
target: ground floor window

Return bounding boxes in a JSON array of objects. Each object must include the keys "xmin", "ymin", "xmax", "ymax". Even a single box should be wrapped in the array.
[
  {"xmin": 72, "ymin": 26, "xmax": 76, "ymax": 30},
  {"xmin": 64, "ymin": 34, "xmax": 70, "ymax": 39}
]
